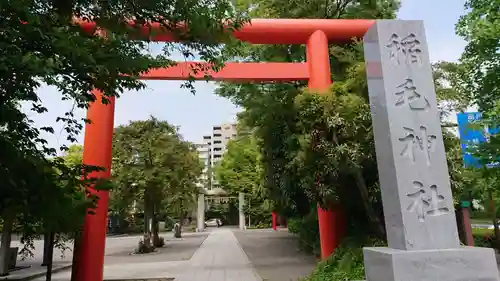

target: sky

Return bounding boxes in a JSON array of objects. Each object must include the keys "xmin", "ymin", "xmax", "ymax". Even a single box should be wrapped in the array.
[{"xmin": 27, "ymin": 0, "xmax": 468, "ymax": 153}]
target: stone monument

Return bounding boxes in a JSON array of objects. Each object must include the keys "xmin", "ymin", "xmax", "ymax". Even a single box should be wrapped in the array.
[{"xmin": 363, "ymin": 20, "xmax": 499, "ymax": 281}]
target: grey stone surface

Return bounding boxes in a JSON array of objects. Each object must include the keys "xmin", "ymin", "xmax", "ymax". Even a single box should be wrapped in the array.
[
  {"xmin": 233, "ymin": 228, "xmax": 317, "ymax": 281},
  {"xmin": 197, "ymin": 194, "xmax": 205, "ymax": 232},
  {"xmin": 36, "ymin": 229, "xmax": 262, "ymax": 281},
  {"xmin": 174, "ymin": 228, "xmax": 261, "ymax": 281},
  {"xmin": 364, "ymin": 19, "xmax": 460, "ymax": 251},
  {"xmin": 363, "ymin": 246, "xmax": 500, "ymax": 281},
  {"xmin": 239, "ymin": 193, "xmax": 245, "ymax": 230},
  {"xmin": 363, "ymin": 19, "xmax": 500, "ymax": 281}
]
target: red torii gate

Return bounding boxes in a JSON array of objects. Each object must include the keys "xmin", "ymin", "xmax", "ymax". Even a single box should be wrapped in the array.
[{"xmin": 77, "ymin": 18, "xmax": 375, "ymax": 281}]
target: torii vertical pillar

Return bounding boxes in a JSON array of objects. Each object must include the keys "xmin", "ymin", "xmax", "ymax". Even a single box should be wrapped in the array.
[
  {"xmin": 272, "ymin": 211, "xmax": 277, "ymax": 231},
  {"xmin": 239, "ymin": 192, "xmax": 245, "ymax": 230},
  {"xmin": 196, "ymin": 194, "xmax": 205, "ymax": 232},
  {"xmin": 306, "ymin": 30, "xmax": 344, "ymax": 260},
  {"xmin": 77, "ymin": 90, "xmax": 115, "ymax": 281}
]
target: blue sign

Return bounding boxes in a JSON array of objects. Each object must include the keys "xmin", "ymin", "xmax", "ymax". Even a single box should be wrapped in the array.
[{"xmin": 457, "ymin": 112, "xmax": 500, "ymax": 168}]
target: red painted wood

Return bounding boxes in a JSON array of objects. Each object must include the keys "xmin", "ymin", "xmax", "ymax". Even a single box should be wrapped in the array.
[
  {"xmin": 140, "ymin": 62, "xmax": 309, "ymax": 82},
  {"xmin": 76, "ymin": 18, "xmax": 375, "ymax": 44},
  {"xmin": 78, "ymin": 91, "xmax": 115, "ymax": 281},
  {"xmin": 272, "ymin": 212, "xmax": 277, "ymax": 231}
]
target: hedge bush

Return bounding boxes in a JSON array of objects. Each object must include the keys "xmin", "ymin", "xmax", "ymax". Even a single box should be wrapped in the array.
[
  {"xmin": 302, "ymin": 238, "xmax": 385, "ymax": 281},
  {"xmin": 288, "ymin": 213, "xmax": 321, "ymax": 256},
  {"xmin": 472, "ymin": 228, "xmax": 495, "ymax": 248}
]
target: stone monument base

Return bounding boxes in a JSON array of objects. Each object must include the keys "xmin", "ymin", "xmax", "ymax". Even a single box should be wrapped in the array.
[{"xmin": 363, "ymin": 246, "xmax": 500, "ymax": 281}]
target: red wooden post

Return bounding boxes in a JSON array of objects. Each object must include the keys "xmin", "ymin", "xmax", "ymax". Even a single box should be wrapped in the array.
[
  {"xmin": 307, "ymin": 30, "xmax": 345, "ymax": 260},
  {"xmin": 272, "ymin": 211, "xmax": 277, "ymax": 231},
  {"xmin": 461, "ymin": 201, "xmax": 474, "ymax": 246},
  {"xmin": 77, "ymin": 91, "xmax": 115, "ymax": 281}
]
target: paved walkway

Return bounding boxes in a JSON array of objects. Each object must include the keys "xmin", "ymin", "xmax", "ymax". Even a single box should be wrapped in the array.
[
  {"xmin": 174, "ymin": 228, "xmax": 261, "ymax": 281},
  {"xmin": 234, "ymin": 228, "xmax": 317, "ymax": 281},
  {"xmin": 36, "ymin": 228, "xmax": 262, "ymax": 281}
]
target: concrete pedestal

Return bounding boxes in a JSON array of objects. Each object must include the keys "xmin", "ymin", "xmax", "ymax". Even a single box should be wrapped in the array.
[{"xmin": 363, "ymin": 247, "xmax": 500, "ymax": 281}]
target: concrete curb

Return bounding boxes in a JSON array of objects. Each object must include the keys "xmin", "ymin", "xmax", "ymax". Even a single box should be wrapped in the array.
[{"xmin": 3, "ymin": 264, "xmax": 72, "ymax": 281}]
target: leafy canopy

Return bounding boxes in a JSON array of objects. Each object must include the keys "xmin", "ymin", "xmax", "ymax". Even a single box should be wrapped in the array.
[
  {"xmin": 111, "ymin": 117, "xmax": 202, "ymax": 217},
  {"xmin": 215, "ymin": 133, "xmax": 264, "ymax": 196},
  {"xmin": 455, "ymin": 0, "xmax": 500, "ymax": 111},
  {"xmin": 0, "ymin": 0, "xmax": 245, "ymax": 239}
]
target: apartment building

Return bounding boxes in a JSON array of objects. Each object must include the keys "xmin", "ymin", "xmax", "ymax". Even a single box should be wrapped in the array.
[{"xmin": 196, "ymin": 123, "xmax": 237, "ymax": 194}]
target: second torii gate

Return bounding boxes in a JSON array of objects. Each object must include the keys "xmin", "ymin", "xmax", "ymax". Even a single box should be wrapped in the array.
[{"xmin": 195, "ymin": 194, "xmax": 245, "ymax": 232}]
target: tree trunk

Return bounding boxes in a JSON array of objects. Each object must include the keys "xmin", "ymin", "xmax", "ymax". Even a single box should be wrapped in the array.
[
  {"xmin": 353, "ymin": 168, "xmax": 386, "ymax": 238},
  {"xmin": 143, "ymin": 209, "xmax": 151, "ymax": 237},
  {"xmin": 0, "ymin": 214, "xmax": 15, "ymax": 276},
  {"xmin": 142, "ymin": 219, "xmax": 152, "ymax": 250},
  {"xmin": 152, "ymin": 203, "xmax": 161, "ymax": 247},
  {"xmin": 70, "ymin": 229, "xmax": 82, "ymax": 281},
  {"xmin": 142, "ymin": 189, "xmax": 154, "ymax": 250},
  {"xmin": 42, "ymin": 232, "xmax": 51, "ymax": 266},
  {"xmin": 44, "ymin": 232, "xmax": 55, "ymax": 281}
]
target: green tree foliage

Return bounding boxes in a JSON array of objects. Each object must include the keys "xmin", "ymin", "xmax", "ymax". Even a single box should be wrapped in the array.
[
  {"xmin": 292, "ymin": 84, "xmax": 385, "ymax": 237},
  {"xmin": 1, "ymin": 0, "xmax": 245, "ymax": 273},
  {"xmin": 1, "ymin": 0, "xmax": 245, "ymax": 192},
  {"xmin": 452, "ymin": 0, "xmax": 500, "ymax": 248},
  {"xmin": 111, "ymin": 117, "xmax": 202, "ymax": 249},
  {"xmin": 0, "ymin": 146, "xmax": 102, "ymax": 275},
  {"xmin": 217, "ymin": 0, "xmax": 400, "ymax": 240},
  {"xmin": 0, "ymin": 142, "xmax": 103, "ymax": 275},
  {"xmin": 219, "ymin": 0, "xmax": 476, "ymax": 260},
  {"xmin": 216, "ymin": 132, "xmax": 263, "ymax": 195},
  {"xmin": 455, "ymin": 0, "xmax": 500, "ymax": 111},
  {"xmin": 432, "ymin": 61, "xmax": 472, "ymax": 115},
  {"xmin": 214, "ymin": 128, "xmax": 273, "ymax": 225},
  {"xmin": 430, "ymin": 0, "xmax": 500, "ymax": 221},
  {"xmin": 302, "ymin": 238, "xmax": 385, "ymax": 281},
  {"xmin": 63, "ymin": 145, "xmax": 83, "ymax": 166},
  {"xmin": 466, "ymin": 102, "xmax": 500, "ymax": 245},
  {"xmin": 431, "ymin": 61, "xmax": 479, "ymax": 203}
]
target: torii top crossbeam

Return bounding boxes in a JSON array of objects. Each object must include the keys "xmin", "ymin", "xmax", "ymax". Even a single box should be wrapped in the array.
[{"xmin": 78, "ymin": 18, "xmax": 376, "ymax": 44}]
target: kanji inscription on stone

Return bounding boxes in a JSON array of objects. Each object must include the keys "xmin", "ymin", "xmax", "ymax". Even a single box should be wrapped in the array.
[
  {"xmin": 364, "ymin": 20, "xmax": 460, "ymax": 251},
  {"xmin": 394, "ymin": 78, "xmax": 430, "ymax": 110},
  {"xmin": 407, "ymin": 181, "xmax": 450, "ymax": 222},
  {"xmin": 398, "ymin": 125, "xmax": 437, "ymax": 165},
  {"xmin": 386, "ymin": 33, "xmax": 422, "ymax": 66},
  {"xmin": 362, "ymin": 21, "xmax": 500, "ymax": 281}
]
